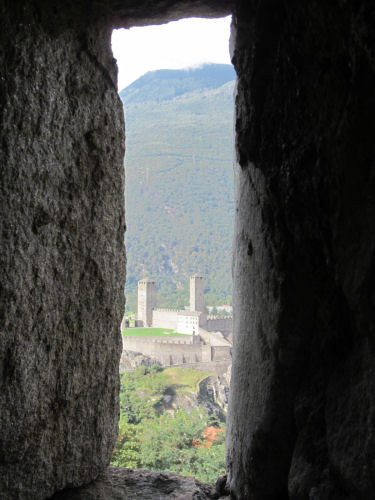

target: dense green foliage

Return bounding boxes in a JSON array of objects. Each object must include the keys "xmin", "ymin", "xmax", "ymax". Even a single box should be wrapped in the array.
[
  {"xmin": 111, "ymin": 365, "xmax": 226, "ymax": 484},
  {"xmin": 120, "ymin": 64, "xmax": 235, "ymax": 311}
]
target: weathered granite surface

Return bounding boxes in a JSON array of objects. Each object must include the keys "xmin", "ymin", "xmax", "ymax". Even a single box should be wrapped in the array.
[
  {"xmin": 109, "ymin": 0, "xmax": 234, "ymax": 28},
  {"xmin": 0, "ymin": 3, "xmax": 125, "ymax": 499},
  {"xmin": 50, "ymin": 467, "xmax": 226, "ymax": 500},
  {"xmin": 227, "ymin": 1, "xmax": 375, "ymax": 499}
]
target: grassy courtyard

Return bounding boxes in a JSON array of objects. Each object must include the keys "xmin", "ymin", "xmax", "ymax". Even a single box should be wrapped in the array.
[
  {"xmin": 163, "ymin": 366, "xmax": 211, "ymax": 394},
  {"xmin": 122, "ymin": 327, "xmax": 190, "ymax": 338}
]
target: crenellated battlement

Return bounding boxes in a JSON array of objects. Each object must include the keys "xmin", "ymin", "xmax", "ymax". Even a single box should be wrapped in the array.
[
  {"xmin": 153, "ymin": 308, "xmax": 180, "ymax": 312},
  {"xmin": 122, "ymin": 333, "xmax": 230, "ymax": 369},
  {"xmin": 123, "ymin": 335, "xmax": 197, "ymax": 345},
  {"xmin": 207, "ymin": 315, "xmax": 233, "ymax": 321}
]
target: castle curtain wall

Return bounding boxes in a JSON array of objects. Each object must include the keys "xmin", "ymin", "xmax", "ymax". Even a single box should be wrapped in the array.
[
  {"xmin": 122, "ymin": 336, "xmax": 202, "ymax": 365},
  {"xmin": 206, "ymin": 317, "xmax": 232, "ymax": 334},
  {"xmin": 152, "ymin": 309, "xmax": 179, "ymax": 329}
]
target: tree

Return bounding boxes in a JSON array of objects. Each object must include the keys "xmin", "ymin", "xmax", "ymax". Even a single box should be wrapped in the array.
[{"xmin": 111, "ymin": 419, "xmax": 142, "ymax": 468}]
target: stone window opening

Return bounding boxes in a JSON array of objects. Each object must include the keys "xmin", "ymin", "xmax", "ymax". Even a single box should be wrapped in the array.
[
  {"xmin": 110, "ymin": 13, "xmax": 235, "ymax": 491},
  {"xmin": 3, "ymin": 2, "xmax": 372, "ymax": 498}
]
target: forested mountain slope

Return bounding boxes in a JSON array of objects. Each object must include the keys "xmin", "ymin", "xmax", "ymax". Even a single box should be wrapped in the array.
[{"xmin": 120, "ymin": 64, "xmax": 235, "ymax": 310}]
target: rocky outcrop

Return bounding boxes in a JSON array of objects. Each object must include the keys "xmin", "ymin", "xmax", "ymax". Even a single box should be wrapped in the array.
[
  {"xmin": 120, "ymin": 349, "xmax": 231, "ymax": 421},
  {"xmin": 227, "ymin": 1, "xmax": 375, "ymax": 499},
  {"xmin": 50, "ymin": 467, "xmax": 224, "ymax": 500},
  {"xmin": 152, "ymin": 369, "xmax": 231, "ymax": 423},
  {"xmin": 119, "ymin": 350, "xmax": 162, "ymax": 372},
  {"xmin": 198, "ymin": 365, "xmax": 231, "ymax": 422}
]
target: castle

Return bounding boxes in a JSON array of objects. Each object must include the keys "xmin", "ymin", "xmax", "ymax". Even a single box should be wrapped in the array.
[
  {"xmin": 120, "ymin": 275, "xmax": 232, "ymax": 369},
  {"xmin": 136, "ymin": 275, "xmax": 232, "ymax": 335}
]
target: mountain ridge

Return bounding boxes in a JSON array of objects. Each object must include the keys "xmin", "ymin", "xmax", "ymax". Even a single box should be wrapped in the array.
[{"xmin": 120, "ymin": 63, "xmax": 236, "ymax": 103}]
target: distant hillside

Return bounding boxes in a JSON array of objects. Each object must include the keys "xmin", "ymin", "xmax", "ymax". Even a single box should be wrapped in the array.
[
  {"xmin": 120, "ymin": 64, "xmax": 236, "ymax": 104},
  {"xmin": 120, "ymin": 64, "xmax": 235, "ymax": 311}
]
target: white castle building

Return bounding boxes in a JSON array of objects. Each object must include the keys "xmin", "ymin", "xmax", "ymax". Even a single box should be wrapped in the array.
[{"xmin": 136, "ymin": 275, "xmax": 232, "ymax": 336}]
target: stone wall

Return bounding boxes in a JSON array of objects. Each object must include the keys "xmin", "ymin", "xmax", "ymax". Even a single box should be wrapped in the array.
[
  {"xmin": 0, "ymin": 3, "xmax": 125, "ymax": 499},
  {"xmin": 190, "ymin": 275, "xmax": 205, "ymax": 312},
  {"xmin": 122, "ymin": 336, "xmax": 204, "ymax": 366},
  {"xmin": 152, "ymin": 309, "xmax": 179, "ymax": 329},
  {"xmin": 170, "ymin": 360, "xmax": 231, "ymax": 376},
  {"xmin": 122, "ymin": 333, "xmax": 231, "ymax": 367},
  {"xmin": 199, "ymin": 328, "xmax": 231, "ymax": 347},
  {"xmin": 201, "ymin": 344, "xmax": 213, "ymax": 363},
  {"xmin": 227, "ymin": 1, "xmax": 375, "ymax": 499},
  {"xmin": 123, "ymin": 335, "xmax": 196, "ymax": 347},
  {"xmin": 211, "ymin": 346, "xmax": 232, "ymax": 362},
  {"xmin": 206, "ymin": 317, "xmax": 233, "ymax": 334},
  {"xmin": 2, "ymin": 0, "xmax": 375, "ymax": 498},
  {"xmin": 137, "ymin": 279, "xmax": 157, "ymax": 327}
]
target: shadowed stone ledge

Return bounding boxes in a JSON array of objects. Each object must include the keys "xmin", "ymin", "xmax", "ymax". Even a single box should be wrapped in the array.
[{"xmin": 50, "ymin": 467, "xmax": 229, "ymax": 499}]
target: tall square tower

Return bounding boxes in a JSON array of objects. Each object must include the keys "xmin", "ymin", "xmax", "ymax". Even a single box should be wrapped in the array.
[
  {"xmin": 137, "ymin": 279, "xmax": 157, "ymax": 327},
  {"xmin": 190, "ymin": 275, "xmax": 205, "ymax": 313}
]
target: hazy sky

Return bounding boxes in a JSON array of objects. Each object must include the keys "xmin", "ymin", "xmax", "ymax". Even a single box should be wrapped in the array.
[{"xmin": 111, "ymin": 16, "xmax": 232, "ymax": 91}]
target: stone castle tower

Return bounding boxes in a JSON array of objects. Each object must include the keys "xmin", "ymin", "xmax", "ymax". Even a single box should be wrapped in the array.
[
  {"xmin": 190, "ymin": 275, "xmax": 205, "ymax": 313},
  {"xmin": 137, "ymin": 279, "xmax": 157, "ymax": 327}
]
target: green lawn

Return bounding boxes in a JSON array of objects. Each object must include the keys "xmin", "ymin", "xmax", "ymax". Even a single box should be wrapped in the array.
[
  {"xmin": 122, "ymin": 327, "xmax": 190, "ymax": 338},
  {"xmin": 163, "ymin": 367, "xmax": 212, "ymax": 394}
]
